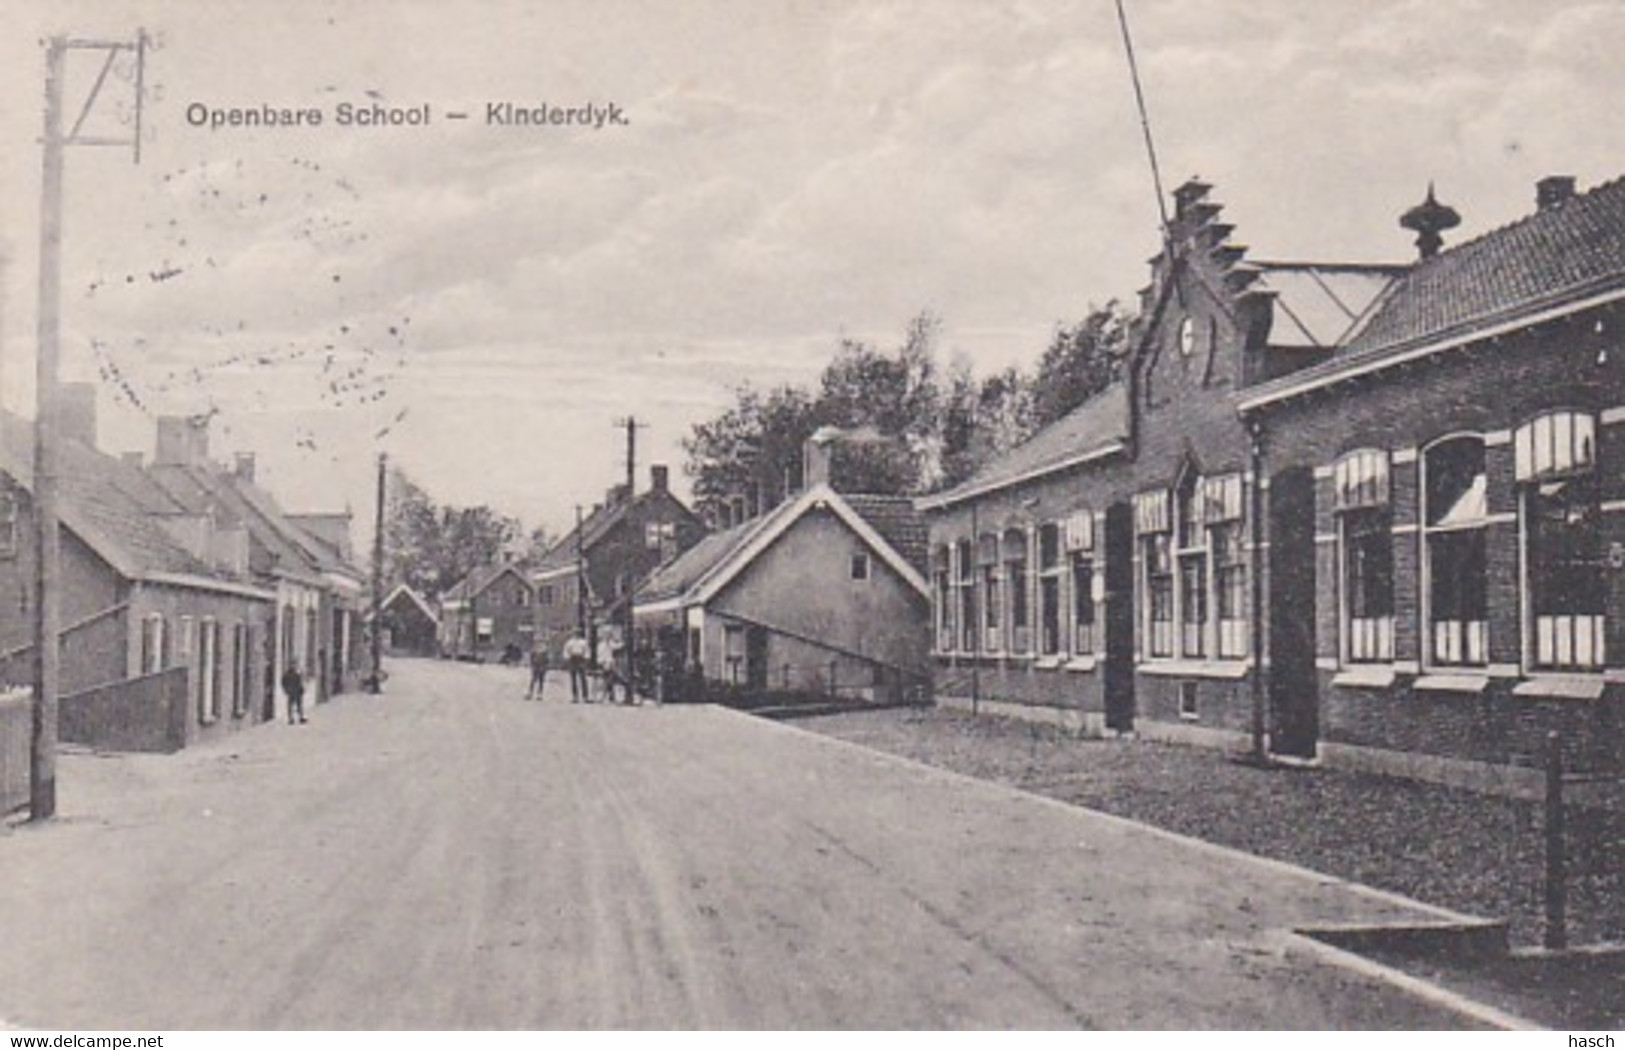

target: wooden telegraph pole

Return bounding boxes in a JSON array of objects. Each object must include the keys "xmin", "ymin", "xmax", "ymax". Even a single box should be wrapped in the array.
[
  {"xmin": 368, "ymin": 452, "xmax": 386, "ymax": 692},
  {"xmin": 613, "ymin": 416, "xmax": 644, "ymax": 699},
  {"xmin": 30, "ymin": 31, "xmax": 146, "ymax": 821}
]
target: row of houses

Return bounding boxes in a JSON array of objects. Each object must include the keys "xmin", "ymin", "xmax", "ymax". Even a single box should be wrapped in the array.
[{"xmin": 1, "ymin": 392, "xmax": 369, "ymax": 809}]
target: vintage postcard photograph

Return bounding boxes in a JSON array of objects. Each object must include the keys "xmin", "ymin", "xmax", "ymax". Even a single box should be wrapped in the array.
[{"xmin": 0, "ymin": 0, "xmax": 1621, "ymax": 1036}]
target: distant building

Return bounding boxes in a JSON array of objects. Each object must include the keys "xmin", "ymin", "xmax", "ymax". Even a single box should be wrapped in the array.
[
  {"xmin": 439, "ymin": 560, "xmax": 534, "ymax": 660},
  {"xmin": 531, "ymin": 464, "xmax": 706, "ymax": 660},
  {"xmin": 635, "ymin": 438, "xmax": 930, "ymax": 704},
  {"xmin": 375, "ymin": 584, "xmax": 439, "ymax": 657}
]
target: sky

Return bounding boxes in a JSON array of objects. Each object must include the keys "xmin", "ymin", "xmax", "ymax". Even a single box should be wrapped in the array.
[{"xmin": 2, "ymin": 0, "xmax": 1623, "ymax": 543}]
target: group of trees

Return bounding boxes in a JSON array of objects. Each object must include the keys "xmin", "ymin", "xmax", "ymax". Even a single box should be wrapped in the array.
[
  {"xmin": 382, "ymin": 468, "xmax": 552, "ymax": 600},
  {"xmin": 682, "ymin": 304, "xmax": 1130, "ymax": 521}
]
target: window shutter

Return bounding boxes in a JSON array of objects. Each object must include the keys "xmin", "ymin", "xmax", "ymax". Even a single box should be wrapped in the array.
[
  {"xmin": 1333, "ymin": 450, "xmax": 1391, "ymax": 510},
  {"xmin": 1515, "ymin": 411, "xmax": 1596, "ymax": 481},
  {"xmin": 1134, "ymin": 489, "xmax": 1171, "ymax": 534},
  {"xmin": 1063, "ymin": 511, "xmax": 1094, "ymax": 552},
  {"xmin": 1201, "ymin": 474, "xmax": 1244, "ymax": 522}
]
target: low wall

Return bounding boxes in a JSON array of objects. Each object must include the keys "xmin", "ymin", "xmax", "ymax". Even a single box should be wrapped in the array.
[
  {"xmin": 0, "ymin": 693, "xmax": 28, "ymax": 815},
  {"xmin": 59, "ymin": 667, "xmax": 189, "ymax": 753}
]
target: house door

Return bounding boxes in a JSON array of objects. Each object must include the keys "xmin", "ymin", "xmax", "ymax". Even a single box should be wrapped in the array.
[
  {"xmin": 745, "ymin": 626, "xmax": 769, "ymax": 693},
  {"xmin": 1268, "ymin": 465, "xmax": 1319, "ymax": 759},
  {"xmin": 1102, "ymin": 502, "xmax": 1136, "ymax": 732}
]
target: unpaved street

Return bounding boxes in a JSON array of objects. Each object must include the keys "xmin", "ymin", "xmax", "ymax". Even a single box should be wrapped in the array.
[{"xmin": 0, "ymin": 659, "xmax": 1486, "ymax": 1029}]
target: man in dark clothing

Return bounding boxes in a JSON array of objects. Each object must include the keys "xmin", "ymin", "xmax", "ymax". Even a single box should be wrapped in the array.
[
  {"xmin": 564, "ymin": 631, "xmax": 590, "ymax": 702},
  {"xmin": 526, "ymin": 642, "xmax": 550, "ymax": 700},
  {"xmin": 282, "ymin": 663, "xmax": 307, "ymax": 724}
]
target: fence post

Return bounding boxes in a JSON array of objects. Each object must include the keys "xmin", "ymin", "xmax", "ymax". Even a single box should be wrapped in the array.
[{"xmin": 1543, "ymin": 729, "xmax": 1567, "ymax": 952}]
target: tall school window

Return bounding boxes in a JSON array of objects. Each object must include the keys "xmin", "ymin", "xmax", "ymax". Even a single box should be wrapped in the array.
[
  {"xmin": 1423, "ymin": 436, "xmax": 1488, "ymax": 667},
  {"xmin": 1037, "ymin": 523, "xmax": 1063, "ymax": 656},
  {"xmin": 1203, "ymin": 474, "xmax": 1247, "ymax": 659},
  {"xmin": 1516, "ymin": 412, "xmax": 1605, "ymax": 671},
  {"xmin": 933, "ymin": 545, "xmax": 953, "ymax": 652},
  {"xmin": 1175, "ymin": 479, "xmax": 1208, "ymax": 658},
  {"xmin": 955, "ymin": 538, "xmax": 978, "ymax": 652},
  {"xmin": 1335, "ymin": 450, "xmax": 1394, "ymax": 664},
  {"xmin": 0, "ymin": 492, "xmax": 16, "ymax": 557},
  {"xmin": 979, "ymin": 533, "xmax": 1002, "ymax": 653},
  {"xmin": 140, "ymin": 614, "xmax": 167, "ymax": 674},
  {"xmin": 1003, "ymin": 527, "xmax": 1030, "ymax": 654},
  {"xmin": 1065, "ymin": 511, "xmax": 1096, "ymax": 655},
  {"xmin": 1136, "ymin": 489, "xmax": 1174, "ymax": 658}
]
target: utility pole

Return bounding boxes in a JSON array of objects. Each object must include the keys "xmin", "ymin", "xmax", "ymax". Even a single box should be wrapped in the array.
[
  {"xmin": 368, "ymin": 452, "xmax": 386, "ymax": 692},
  {"xmin": 613, "ymin": 417, "xmax": 644, "ymax": 696},
  {"xmin": 31, "ymin": 32, "xmax": 145, "ymax": 821},
  {"xmin": 574, "ymin": 504, "xmax": 586, "ymax": 636}
]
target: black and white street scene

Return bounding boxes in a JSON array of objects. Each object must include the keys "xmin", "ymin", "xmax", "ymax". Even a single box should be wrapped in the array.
[{"xmin": 0, "ymin": 0, "xmax": 1622, "ymax": 1033}]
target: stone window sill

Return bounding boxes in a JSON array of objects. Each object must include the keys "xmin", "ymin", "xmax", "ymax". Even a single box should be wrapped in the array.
[
  {"xmin": 1138, "ymin": 659, "xmax": 1250, "ymax": 680},
  {"xmin": 1332, "ymin": 666, "xmax": 1398, "ymax": 689},
  {"xmin": 1414, "ymin": 673, "xmax": 1489, "ymax": 694},
  {"xmin": 1064, "ymin": 656, "xmax": 1098, "ymax": 673},
  {"xmin": 1513, "ymin": 675, "xmax": 1607, "ymax": 701}
]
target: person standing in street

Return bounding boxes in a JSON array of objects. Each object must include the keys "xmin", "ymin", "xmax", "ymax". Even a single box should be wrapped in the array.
[
  {"xmin": 282, "ymin": 662, "xmax": 307, "ymax": 725},
  {"xmin": 526, "ymin": 640, "xmax": 551, "ymax": 700},
  {"xmin": 564, "ymin": 630, "xmax": 590, "ymax": 703}
]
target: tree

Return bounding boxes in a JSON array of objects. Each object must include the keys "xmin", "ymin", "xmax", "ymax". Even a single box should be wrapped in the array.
[
  {"xmin": 1029, "ymin": 302, "xmax": 1130, "ymax": 429},
  {"xmin": 382, "ymin": 465, "xmax": 519, "ymax": 599}
]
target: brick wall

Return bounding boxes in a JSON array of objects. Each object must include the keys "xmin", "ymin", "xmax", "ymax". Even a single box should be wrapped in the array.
[
  {"xmin": 0, "ymin": 692, "xmax": 27, "ymax": 815},
  {"xmin": 59, "ymin": 666, "xmax": 189, "ymax": 753}
]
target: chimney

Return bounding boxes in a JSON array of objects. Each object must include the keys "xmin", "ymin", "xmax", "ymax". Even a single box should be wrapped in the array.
[
  {"xmin": 155, "ymin": 415, "xmax": 210, "ymax": 467},
  {"xmin": 803, "ymin": 428, "xmax": 837, "ymax": 489},
  {"xmin": 1537, "ymin": 175, "xmax": 1576, "ymax": 212},
  {"xmin": 650, "ymin": 463, "xmax": 669, "ymax": 493},
  {"xmin": 233, "ymin": 452, "xmax": 256, "ymax": 484},
  {"xmin": 58, "ymin": 383, "xmax": 98, "ymax": 449}
]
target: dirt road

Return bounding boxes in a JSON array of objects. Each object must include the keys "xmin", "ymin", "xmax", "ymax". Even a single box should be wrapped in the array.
[{"xmin": 0, "ymin": 659, "xmax": 1493, "ymax": 1029}]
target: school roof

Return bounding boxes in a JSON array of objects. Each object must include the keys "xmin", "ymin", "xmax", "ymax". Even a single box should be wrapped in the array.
[
  {"xmin": 916, "ymin": 384, "xmax": 1132, "ymax": 510},
  {"xmin": 1243, "ymin": 174, "xmax": 1625, "ymax": 409}
]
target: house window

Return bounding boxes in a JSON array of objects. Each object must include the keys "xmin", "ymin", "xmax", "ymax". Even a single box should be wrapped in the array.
[
  {"xmin": 933, "ymin": 546, "xmax": 953, "ymax": 652},
  {"xmin": 849, "ymin": 552, "xmax": 871, "ymax": 581},
  {"xmin": 231, "ymin": 624, "xmax": 249, "ymax": 718},
  {"xmin": 476, "ymin": 617, "xmax": 494, "ymax": 643},
  {"xmin": 1065, "ymin": 511, "xmax": 1096, "ymax": 656},
  {"xmin": 723, "ymin": 624, "xmax": 745, "ymax": 684},
  {"xmin": 1423, "ymin": 436, "xmax": 1488, "ymax": 667},
  {"xmin": 140, "ymin": 614, "xmax": 167, "ymax": 674},
  {"xmin": 0, "ymin": 492, "xmax": 16, "ymax": 557},
  {"xmin": 1037, "ymin": 523, "xmax": 1063, "ymax": 656},
  {"xmin": 516, "ymin": 588, "xmax": 531, "ymax": 608},
  {"xmin": 955, "ymin": 538, "xmax": 977, "ymax": 653},
  {"xmin": 1517, "ymin": 412, "xmax": 1605, "ymax": 672},
  {"xmin": 1335, "ymin": 450, "xmax": 1394, "ymax": 663},
  {"xmin": 979, "ymin": 534, "xmax": 1002, "ymax": 653},
  {"xmin": 1136, "ymin": 489, "xmax": 1174, "ymax": 659},
  {"xmin": 198, "ymin": 618, "xmax": 221, "ymax": 724},
  {"xmin": 1176, "ymin": 480, "xmax": 1207, "ymax": 658},
  {"xmin": 1003, "ymin": 527, "xmax": 1030, "ymax": 654},
  {"xmin": 539, "ymin": 585, "xmax": 554, "ymax": 607}
]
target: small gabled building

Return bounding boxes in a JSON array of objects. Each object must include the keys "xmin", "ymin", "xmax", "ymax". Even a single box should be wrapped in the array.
[
  {"xmin": 635, "ymin": 438, "xmax": 930, "ymax": 704},
  {"xmin": 375, "ymin": 583, "xmax": 439, "ymax": 657},
  {"xmin": 531, "ymin": 464, "xmax": 706, "ymax": 659},
  {"xmin": 438, "ymin": 559, "xmax": 534, "ymax": 660}
]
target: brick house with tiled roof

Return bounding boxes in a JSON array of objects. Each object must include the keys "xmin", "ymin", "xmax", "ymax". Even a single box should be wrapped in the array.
[{"xmin": 922, "ymin": 174, "xmax": 1624, "ymax": 791}]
